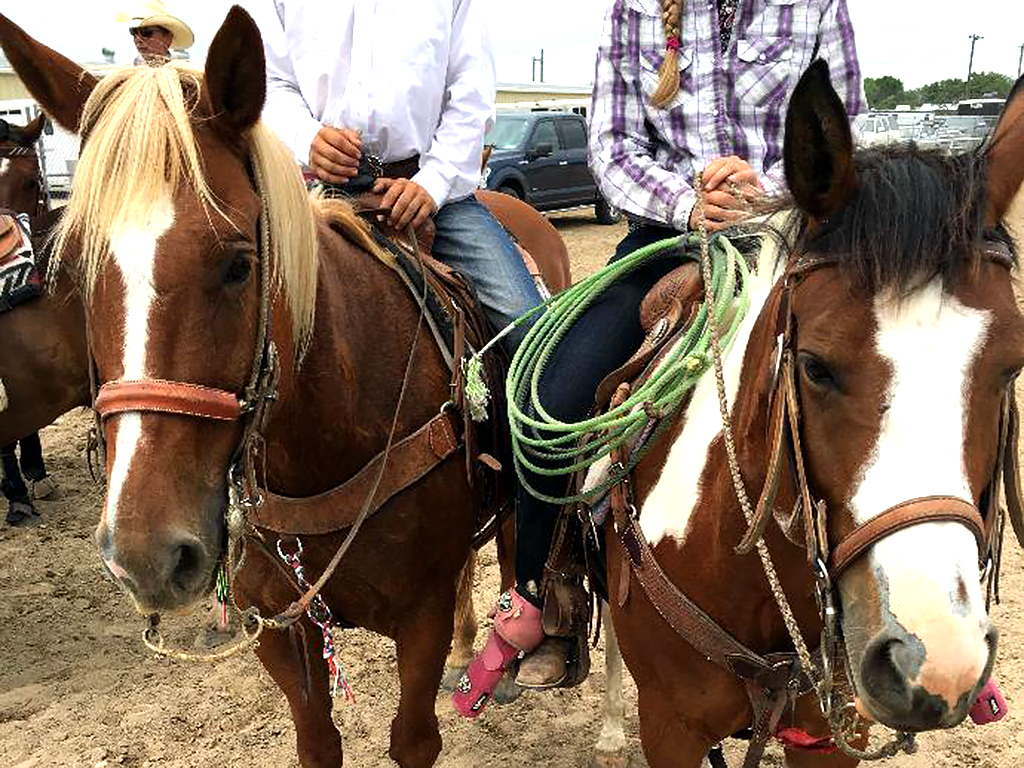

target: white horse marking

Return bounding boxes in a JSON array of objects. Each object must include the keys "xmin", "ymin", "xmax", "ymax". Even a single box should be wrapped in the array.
[
  {"xmin": 641, "ymin": 241, "xmax": 779, "ymax": 546},
  {"xmin": 102, "ymin": 196, "xmax": 175, "ymax": 534},
  {"xmin": 0, "ymin": 376, "xmax": 7, "ymax": 412},
  {"xmin": 0, "ymin": 158, "xmax": 10, "ymax": 176},
  {"xmin": 849, "ymin": 280, "xmax": 991, "ymax": 704}
]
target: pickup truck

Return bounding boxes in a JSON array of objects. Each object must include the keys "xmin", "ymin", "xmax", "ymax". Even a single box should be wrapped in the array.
[{"xmin": 481, "ymin": 110, "xmax": 621, "ymax": 225}]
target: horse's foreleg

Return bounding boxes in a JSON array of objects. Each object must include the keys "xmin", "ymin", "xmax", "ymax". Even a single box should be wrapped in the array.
[
  {"xmin": 441, "ymin": 549, "xmax": 478, "ymax": 690},
  {"xmin": 252, "ymin": 619, "xmax": 343, "ymax": 768},
  {"xmin": 390, "ymin": 597, "xmax": 453, "ymax": 768},
  {"xmin": 235, "ymin": 549, "xmax": 342, "ymax": 768},
  {"xmin": 593, "ymin": 607, "xmax": 628, "ymax": 768},
  {"xmin": 637, "ymin": 684, "xmax": 717, "ymax": 768}
]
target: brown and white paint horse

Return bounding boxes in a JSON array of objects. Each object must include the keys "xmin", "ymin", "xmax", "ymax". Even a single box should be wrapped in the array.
[
  {"xmin": 0, "ymin": 7, "xmax": 631, "ymax": 768},
  {"xmin": 608, "ymin": 63, "xmax": 1024, "ymax": 765}
]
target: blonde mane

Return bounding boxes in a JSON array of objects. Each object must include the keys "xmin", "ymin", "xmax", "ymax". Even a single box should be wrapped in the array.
[{"xmin": 51, "ymin": 62, "xmax": 385, "ymax": 353}]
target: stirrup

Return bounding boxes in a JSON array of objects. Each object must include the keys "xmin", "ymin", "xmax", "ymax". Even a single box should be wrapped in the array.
[{"xmin": 452, "ymin": 589, "xmax": 543, "ymax": 718}]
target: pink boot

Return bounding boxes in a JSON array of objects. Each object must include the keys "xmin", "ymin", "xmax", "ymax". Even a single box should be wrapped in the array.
[
  {"xmin": 452, "ymin": 589, "xmax": 543, "ymax": 718},
  {"xmin": 970, "ymin": 678, "xmax": 1008, "ymax": 724}
]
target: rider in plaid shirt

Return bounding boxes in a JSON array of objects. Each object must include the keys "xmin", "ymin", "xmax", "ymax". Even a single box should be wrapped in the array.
[
  {"xmin": 590, "ymin": 0, "xmax": 864, "ymax": 232},
  {"xmin": 455, "ymin": 0, "xmax": 865, "ymax": 715}
]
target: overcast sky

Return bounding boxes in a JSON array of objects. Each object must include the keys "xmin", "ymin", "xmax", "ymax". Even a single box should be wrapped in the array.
[{"xmin": 3, "ymin": 2, "xmax": 1023, "ymax": 90}]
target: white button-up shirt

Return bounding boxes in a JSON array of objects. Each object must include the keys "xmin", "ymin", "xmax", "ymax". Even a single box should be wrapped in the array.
[{"xmin": 248, "ymin": 0, "xmax": 496, "ymax": 208}]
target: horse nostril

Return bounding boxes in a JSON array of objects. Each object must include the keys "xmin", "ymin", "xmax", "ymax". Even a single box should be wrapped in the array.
[
  {"xmin": 169, "ymin": 536, "xmax": 208, "ymax": 594},
  {"xmin": 860, "ymin": 636, "xmax": 915, "ymax": 714}
]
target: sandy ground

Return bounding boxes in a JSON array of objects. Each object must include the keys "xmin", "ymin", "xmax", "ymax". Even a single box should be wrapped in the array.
[{"xmin": 2, "ymin": 202, "xmax": 1024, "ymax": 768}]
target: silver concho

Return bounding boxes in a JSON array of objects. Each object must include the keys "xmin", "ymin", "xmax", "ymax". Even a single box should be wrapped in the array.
[
  {"xmin": 497, "ymin": 590, "xmax": 513, "ymax": 613},
  {"xmin": 456, "ymin": 673, "xmax": 472, "ymax": 694}
]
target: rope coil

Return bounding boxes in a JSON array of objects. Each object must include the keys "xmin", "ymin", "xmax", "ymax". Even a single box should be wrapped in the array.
[{"xmin": 478, "ymin": 233, "xmax": 751, "ymax": 506}]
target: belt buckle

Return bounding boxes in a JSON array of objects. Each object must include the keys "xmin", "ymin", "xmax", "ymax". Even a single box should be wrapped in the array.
[{"xmin": 365, "ymin": 154, "xmax": 384, "ymax": 180}]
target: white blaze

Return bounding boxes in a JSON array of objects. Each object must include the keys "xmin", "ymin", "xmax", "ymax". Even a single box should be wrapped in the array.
[
  {"xmin": 851, "ymin": 280, "xmax": 990, "ymax": 601},
  {"xmin": 0, "ymin": 376, "xmax": 7, "ymax": 412},
  {"xmin": 102, "ymin": 196, "xmax": 175, "ymax": 532},
  {"xmin": 640, "ymin": 242, "xmax": 778, "ymax": 545},
  {"xmin": 0, "ymin": 158, "xmax": 9, "ymax": 176}
]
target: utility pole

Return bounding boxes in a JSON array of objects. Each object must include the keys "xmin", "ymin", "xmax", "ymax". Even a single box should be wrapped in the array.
[
  {"xmin": 1018, "ymin": 42, "xmax": 1023, "ymax": 78},
  {"xmin": 965, "ymin": 34, "xmax": 983, "ymax": 99},
  {"xmin": 531, "ymin": 49, "xmax": 545, "ymax": 83}
]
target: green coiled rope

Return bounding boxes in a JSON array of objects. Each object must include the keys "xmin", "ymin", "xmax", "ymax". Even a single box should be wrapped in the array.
[{"xmin": 464, "ymin": 232, "xmax": 752, "ymax": 506}]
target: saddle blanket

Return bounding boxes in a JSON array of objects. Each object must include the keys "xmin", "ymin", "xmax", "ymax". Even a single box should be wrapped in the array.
[{"xmin": 0, "ymin": 212, "xmax": 41, "ymax": 314}]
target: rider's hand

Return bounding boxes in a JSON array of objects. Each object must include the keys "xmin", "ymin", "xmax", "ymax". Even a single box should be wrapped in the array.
[
  {"xmin": 374, "ymin": 177, "xmax": 437, "ymax": 230},
  {"xmin": 701, "ymin": 155, "xmax": 763, "ymax": 192},
  {"xmin": 309, "ymin": 127, "xmax": 361, "ymax": 183},
  {"xmin": 689, "ymin": 189, "xmax": 750, "ymax": 232}
]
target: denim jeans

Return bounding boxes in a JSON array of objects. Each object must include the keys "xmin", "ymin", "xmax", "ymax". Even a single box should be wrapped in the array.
[
  {"xmin": 514, "ymin": 223, "xmax": 682, "ymax": 592},
  {"xmin": 431, "ymin": 195, "xmax": 543, "ymax": 353}
]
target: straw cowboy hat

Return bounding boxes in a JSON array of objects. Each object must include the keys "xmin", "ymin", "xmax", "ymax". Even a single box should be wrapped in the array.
[{"xmin": 116, "ymin": 0, "xmax": 194, "ymax": 50}]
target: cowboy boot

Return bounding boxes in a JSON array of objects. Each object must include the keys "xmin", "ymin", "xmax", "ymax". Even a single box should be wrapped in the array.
[
  {"xmin": 452, "ymin": 588, "xmax": 543, "ymax": 718},
  {"xmin": 515, "ymin": 636, "xmax": 571, "ymax": 689}
]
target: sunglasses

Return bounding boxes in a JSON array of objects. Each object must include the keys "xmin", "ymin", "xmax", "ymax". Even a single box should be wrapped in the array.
[{"xmin": 129, "ymin": 26, "xmax": 163, "ymax": 39}]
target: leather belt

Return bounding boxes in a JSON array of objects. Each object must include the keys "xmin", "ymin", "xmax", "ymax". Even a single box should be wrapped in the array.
[{"xmin": 336, "ymin": 154, "xmax": 421, "ymax": 195}]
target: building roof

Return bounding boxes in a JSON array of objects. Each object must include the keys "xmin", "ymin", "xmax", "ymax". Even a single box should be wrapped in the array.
[{"xmin": 496, "ymin": 82, "xmax": 592, "ymax": 95}]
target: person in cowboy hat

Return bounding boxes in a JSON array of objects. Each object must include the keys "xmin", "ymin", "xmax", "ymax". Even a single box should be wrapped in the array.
[{"xmin": 117, "ymin": 1, "xmax": 195, "ymax": 66}]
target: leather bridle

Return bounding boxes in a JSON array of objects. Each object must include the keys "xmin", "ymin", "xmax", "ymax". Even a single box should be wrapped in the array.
[{"xmin": 89, "ymin": 192, "xmax": 281, "ymax": 558}]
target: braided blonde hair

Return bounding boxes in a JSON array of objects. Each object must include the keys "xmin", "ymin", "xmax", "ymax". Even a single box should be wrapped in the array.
[{"xmin": 650, "ymin": 0, "xmax": 684, "ymax": 107}]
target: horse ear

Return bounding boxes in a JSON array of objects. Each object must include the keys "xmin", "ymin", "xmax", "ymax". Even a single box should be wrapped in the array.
[
  {"xmin": 21, "ymin": 113, "xmax": 46, "ymax": 145},
  {"xmin": 783, "ymin": 59, "xmax": 857, "ymax": 220},
  {"xmin": 204, "ymin": 6, "xmax": 266, "ymax": 135},
  {"xmin": 0, "ymin": 14, "xmax": 97, "ymax": 133},
  {"xmin": 984, "ymin": 75, "xmax": 1024, "ymax": 228}
]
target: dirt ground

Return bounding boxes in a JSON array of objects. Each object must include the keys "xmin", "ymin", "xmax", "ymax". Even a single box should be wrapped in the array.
[{"xmin": 2, "ymin": 203, "xmax": 1024, "ymax": 768}]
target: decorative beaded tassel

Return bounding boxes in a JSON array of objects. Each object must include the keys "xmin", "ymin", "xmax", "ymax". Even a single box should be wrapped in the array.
[{"xmin": 215, "ymin": 561, "xmax": 230, "ymax": 632}]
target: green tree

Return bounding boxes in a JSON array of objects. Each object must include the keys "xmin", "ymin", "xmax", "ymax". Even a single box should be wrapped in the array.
[
  {"xmin": 864, "ymin": 75, "xmax": 906, "ymax": 109},
  {"xmin": 966, "ymin": 71, "xmax": 1014, "ymax": 98}
]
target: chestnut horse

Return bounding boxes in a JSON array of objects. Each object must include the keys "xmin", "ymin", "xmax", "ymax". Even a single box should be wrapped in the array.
[
  {"xmin": 0, "ymin": 7, "xmax": 593, "ymax": 767},
  {"xmin": 605, "ymin": 63, "xmax": 1024, "ymax": 766}
]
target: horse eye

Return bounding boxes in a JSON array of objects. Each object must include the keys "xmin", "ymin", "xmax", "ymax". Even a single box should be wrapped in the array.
[
  {"xmin": 799, "ymin": 352, "xmax": 837, "ymax": 389},
  {"xmin": 223, "ymin": 253, "xmax": 252, "ymax": 285}
]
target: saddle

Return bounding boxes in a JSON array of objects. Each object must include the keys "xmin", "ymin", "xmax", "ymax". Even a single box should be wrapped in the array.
[
  {"xmin": 247, "ymin": 192, "xmax": 513, "ymax": 542},
  {"xmin": 0, "ymin": 212, "xmax": 42, "ymax": 314}
]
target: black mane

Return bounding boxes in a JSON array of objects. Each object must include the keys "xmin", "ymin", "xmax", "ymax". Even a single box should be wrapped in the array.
[{"xmin": 800, "ymin": 145, "xmax": 1016, "ymax": 293}]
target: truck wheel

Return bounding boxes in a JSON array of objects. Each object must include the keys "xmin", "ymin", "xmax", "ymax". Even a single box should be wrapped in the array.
[
  {"xmin": 595, "ymin": 197, "xmax": 622, "ymax": 225},
  {"xmin": 497, "ymin": 184, "xmax": 522, "ymax": 201}
]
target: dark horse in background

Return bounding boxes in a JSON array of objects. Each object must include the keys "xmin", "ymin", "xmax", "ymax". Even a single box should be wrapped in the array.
[{"xmin": 0, "ymin": 113, "xmax": 64, "ymax": 525}]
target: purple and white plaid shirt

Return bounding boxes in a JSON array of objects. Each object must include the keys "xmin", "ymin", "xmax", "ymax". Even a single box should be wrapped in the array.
[{"xmin": 588, "ymin": 0, "xmax": 865, "ymax": 230}]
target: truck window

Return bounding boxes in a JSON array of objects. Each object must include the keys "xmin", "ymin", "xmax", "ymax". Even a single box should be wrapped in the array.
[
  {"xmin": 529, "ymin": 120, "xmax": 559, "ymax": 150},
  {"xmin": 559, "ymin": 119, "xmax": 587, "ymax": 150}
]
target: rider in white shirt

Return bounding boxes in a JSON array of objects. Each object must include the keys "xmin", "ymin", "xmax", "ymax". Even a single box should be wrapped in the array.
[{"xmin": 249, "ymin": 0, "xmax": 542, "ymax": 351}]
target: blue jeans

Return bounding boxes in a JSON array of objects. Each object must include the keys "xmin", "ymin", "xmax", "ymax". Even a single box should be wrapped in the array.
[
  {"xmin": 431, "ymin": 195, "xmax": 543, "ymax": 353},
  {"xmin": 514, "ymin": 223, "xmax": 682, "ymax": 594}
]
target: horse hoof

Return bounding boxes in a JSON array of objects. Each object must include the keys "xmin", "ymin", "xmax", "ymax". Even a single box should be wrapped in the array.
[
  {"xmin": 193, "ymin": 625, "xmax": 236, "ymax": 649},
  {"xmin": 31, "ymin": 475, "xmax": 61, "ymax": 501},
  {"xmin": 440, "ymin": 665, "xmax": 468, "ymax": 693},
  {"xmin": 591, "ymin": 748, "xmax": 629, "ymax": 768},
  {"xmin": 491, "ymin": 673, "xmax": 524, "ymax": 705}
]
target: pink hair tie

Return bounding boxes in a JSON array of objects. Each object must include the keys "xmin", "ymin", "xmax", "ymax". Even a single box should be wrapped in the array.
[{"xmin": 666, "ymin": 35, "xmax": 681, "ymax": 52}]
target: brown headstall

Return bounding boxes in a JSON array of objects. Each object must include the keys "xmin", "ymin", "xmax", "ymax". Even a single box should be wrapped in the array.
[{"xmin": 748, "ymin": 240, "xmax": 1024, "ymax": 594}]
